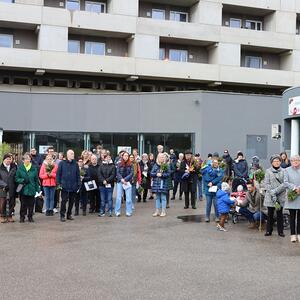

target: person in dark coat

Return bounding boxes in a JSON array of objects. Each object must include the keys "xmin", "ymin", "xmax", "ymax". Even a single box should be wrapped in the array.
[
  {"xmin": 15, "ymin": 153, "xmax": 41, "ymax": 223},
  {"xmin": 139, "ymin": 153, "xmax": 151, "ymax": 202},
  {"xmin": 280, "ymin": 151, "xmax": 291, "ymax": 169},
  {"xmin": 148, "ymin": 153, "xmax": 156, "ymax": 200},
  {"xmin": 98, "ymin": 154, "xmax": 116, "ymax": 217},
  {"xmin": 56, "ymin": 149, "xmax": 81, "ymax": 222},
  {"xmin": 0, "ymin": 153, "xmax": 17, "ymax": 223},
  {"xmin": 222, "ymin": 149, "xmax": 233, "ymax": 178},
  {"xmin": 180, "ymin": 150, "xmax": 200, "ymax": 209},
  {"xmin": 30, "ymin": 148, "xmax": 43, "ymax": 170},
  {"xmin": 172, "ymin": 153, "xmax": 184, "ymax": 200},
  {"xmin": 87, "ymin": 154, "xmax": 100, "ymax": 214},
  {"xmin": 232, "ymin": 151, "xmax": 248, "ymax": 191}
]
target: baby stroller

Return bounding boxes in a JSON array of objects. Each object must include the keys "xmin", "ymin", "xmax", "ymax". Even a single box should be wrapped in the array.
[{"xmin": 232, "ymin": 177, "xmax": 247, "ymax": 192}]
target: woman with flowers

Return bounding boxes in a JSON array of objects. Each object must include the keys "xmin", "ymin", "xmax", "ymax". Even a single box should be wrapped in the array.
[
  {"xmin": 151, "ymin": 153, "xmax": 171, "ymax": 217},
  {"xmin": 284, "ymin": 155, "xmax": 300, "ymax": 242},
  {"xmin": 180, "ymin": 150, "xmax": 200, "ymax": 209},
  {"xmin": 39, "ymin": 154, "xmax": 58, "ymax": 216}
]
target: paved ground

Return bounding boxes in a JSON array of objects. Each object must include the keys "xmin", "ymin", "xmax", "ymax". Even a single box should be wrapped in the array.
[{"xmin": 1, "ymin": 197, "xmax": 300, "ymax": 300}]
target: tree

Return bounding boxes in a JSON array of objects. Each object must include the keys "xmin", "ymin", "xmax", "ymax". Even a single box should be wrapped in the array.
[{"xmin": 0, "ymin": 143, "xmax": 11, "ymax": 163}]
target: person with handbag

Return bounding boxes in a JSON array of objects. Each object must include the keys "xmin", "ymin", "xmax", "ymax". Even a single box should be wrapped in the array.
[
  {"xmin": 15, "ymin": 153, "xmax": 41, "ymax": 223},
  {"xmin": 56, "ymin": 150, "xmax": 81, "ymax": 222},
  {"xmin": 264, "ymin": 155, "xmax": 286, "ymax": 237},
  {"xmin": 39, "ymin": 154, "xmax": 58, "ymax": 216},
  {"xmin": 0, "ymin": 153, "xmax": 17, "ymax": 223},
  {"xmin": 202, "ymin": 159, "xmax": 224, "ymax": 222},
  {"xmin": 283, "ymin": 155, "xmax": 300, "ymax": 242}
]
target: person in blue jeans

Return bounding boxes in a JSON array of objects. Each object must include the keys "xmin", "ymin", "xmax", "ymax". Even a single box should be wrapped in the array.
[
  {"xmin": 98, "ymin": 155, "xmax": 116, "ymax": 217},
  {"xmin": 151, "ymin": 153, "xmax": 171, "ymax": 217},
  {"xmin": 202, "ymin": 159, "xmax": 224, "ymax": 222},
  {"xmin": 239, "ymin": 181, "xmax": 267, "ymax": 229},
  {"xmin": 115, "ymin": 152, "xmax": 133, "ymax": 217}
]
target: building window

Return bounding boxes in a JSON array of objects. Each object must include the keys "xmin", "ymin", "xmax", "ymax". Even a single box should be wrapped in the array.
[
  {"xmin": 159, "ymin": 48, "xmax": 165, "ymax": 60},
  {"xmin": 66, "ymin": 0, "xmax": 80, "ymax": 11},
  {"xmin": 245, "ymin": 20, "xmax": 262, "ymax": 31},
  {"xmin": 245, "ymin": 56, "xmax": 262, "ymax": 69},
  {"xmin": 0, "ymin": 0, "xmax": 14, "ymax": 3},
  {"xmin": 152, "ymin": 9, "xmax": 165, "ymax": 20},
  {"xmin": 85, "ymin": 41, "xmax": 105, "ymax": 55},
  {"xmin": 85, "ymin": 1, "xmax": 106, "ymax": 13},
  {"xmin": 0, "ymin": 34, "xmax": 13, "ymax": 48},
  {"xmin": 169, "ymin": 49, "xmax": 188, "ymax": 62},
  {"xmin": 68, "ymin": 40, "xmax": 80, "ymax": 53},
  {"xmin": 170, "ymin": 11, "xmax": 188, "ymax": 22},
  {"xmin": 229, "ymin": 18, "xmax": 241, "ymax": 28}
]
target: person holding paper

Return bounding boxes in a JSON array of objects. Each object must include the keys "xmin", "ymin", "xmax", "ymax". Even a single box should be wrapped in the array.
[
  {"xmin": 98, "ymin": 154, "xmax": 116, "ymax": 217},
  {"xmin": 115, "ymin": 152, "xmax": 133, "ymax": 217},
  {"xmin": 15, "ymin": 153, "xmax": 41, "ymax": 223}
]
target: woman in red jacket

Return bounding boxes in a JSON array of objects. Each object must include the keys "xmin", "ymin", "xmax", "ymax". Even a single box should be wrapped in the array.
[{"xmin": 39, "ymin": 154, "xmax": 58, "ymax": 216}]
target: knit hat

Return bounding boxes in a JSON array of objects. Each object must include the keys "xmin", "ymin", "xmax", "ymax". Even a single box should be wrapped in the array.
[
  {"xmin": 2, "ymin": 153, "xmax": 12, "ymax": 161},
  {"xmin": 252, "ymin": 156, "xmax": 260, "ymax": 163},
  {"xmin": 185, "ymin": 150, "xmax": 193, "ymax": 155},
  {"xmin": 270, "ymin": 154, "xmax": 281, "ymax": 164},
  {"xmin": 213, "ymin": 152, "xmax": 219, "ymax": 158},
  {"xmin": 237, "ymin": 185, "xmax": 244, "ymax": 192},
  {"xmin": 221, "ymin": 182, "xmax": 230, "ymax": 192}
]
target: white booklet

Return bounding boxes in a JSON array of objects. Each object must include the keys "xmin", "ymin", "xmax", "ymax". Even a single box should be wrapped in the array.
[{"xmin": 122, "ymin": 182, "xmax": 132, "ymax": 191}]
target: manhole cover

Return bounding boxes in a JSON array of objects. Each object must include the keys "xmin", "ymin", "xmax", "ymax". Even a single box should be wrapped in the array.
[{"xmin": 177, "ymin": 215, "xmax": 202, "ymax": 223}]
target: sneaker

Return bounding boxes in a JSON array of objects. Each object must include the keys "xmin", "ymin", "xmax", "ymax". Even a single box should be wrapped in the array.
[
  {"xmin": 53, "ymin": 208, "xmax": 58, "ymax": 214},
  {"xmin": 42, "ymin": 209, "xmax": 47, "ymax": 213},
  {"xmin": 115, "ymin": 213, "xmax": 121, "ymax": 217},
  {"xmin": 291, "ymin": 235, "xmax": 297, "ymax": 243},
  {"xmin": 160, "ymin": 209, "xmax": 166, "ymax": 217},
  {"xmin": 126, "ymin": 214, "xmax": 132, "ymax": 217},
  {"xmin": 152, "ymin": 209, "xmax": 160, "ymax": 217},
  {"xmin": 218, "ymin": 226, "xmax": 227, "ymax": 232},
  {"xmin": 216, "ymin": 224, "xmax": 222, "ymax": 230},
  {"xmin": 98, "ymin": 213, "xmax": 105, "ymax": 217},
  {"xmin": 205, "ymin": 218, "xmax": 210, "ymax": 223}
]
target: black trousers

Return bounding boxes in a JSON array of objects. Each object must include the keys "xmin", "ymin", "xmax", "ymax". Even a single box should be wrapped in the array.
[
  {"xmin": 266, "ymin": 206, "xmax": 283, "ymax": 234},
  {"xmin": 54, "ymin": 189, "xmax": 61, "ymax": 208},
  {"xmin": 289, "ymin": 209, "xmax": 300, "ymax": 235},
  {"xmin": 61, "ymin": 191, "xmax": 76, "ymax": 218},
  {"xmin": 184, "ymin": 187, "xmax": 196, "ymax": 208},
  {"xmin": 89, "ymin": 189, "xmax": 100, "ymax": 213},
  {"xmin": 20, "ymin": 195, "xmax": 35, "ymax": 219},
  {"xmin": 143, "ymin": 189, "xmax": 148, "ymax": 201},
  {"xmin": 173, "ymin": 181, "xmax": 183, "ymax": 198}
]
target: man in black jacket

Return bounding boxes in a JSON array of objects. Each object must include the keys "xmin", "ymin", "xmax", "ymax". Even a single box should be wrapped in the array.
[
  {"xmin": 56, "ymin": 150, "xmax": 80, "ymax": 222},
  {"xmin": 88, "ymin": 154, "xmax": 100, "ymax": 213},
  {"xmin": 0, "ymin": 153, "xmax": 16, "ymax": 223}
]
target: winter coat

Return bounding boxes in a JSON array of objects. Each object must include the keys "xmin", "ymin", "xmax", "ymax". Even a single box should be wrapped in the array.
[
  {"xmin": 98, "ymin": 161, "xmax": 116, "ymax": 188},
  {"xmin": 15, "ymin": 164, "xmax": 40, "ymax": 197},
  {"xmin": 174, "ymin": 160, "xmax": 184, "ymax": 182},
  {"xmin": 132, "ymin": 162, "xmax": 142, "ymax": 185},
  {"xmin": 150, "ymin": 163, "xmax": 171, "ymax": 194},
  {"xmin": 0, "ymin": 163, "xmax": 16, "ymax": 198},
  {"xmin": 284, "ymin": 166, "xmax": 300, "ymax": 209},
  {"xmin": 217, "ymin": 190, "xmax": 235, "ymax": 214},
  {"xmin": 31, "ymin": 154, "xmax": 43, "ymax": 170},
  {"xmin": 202, "ymin": 165, "xmax": 224, "ymax": 196},
  {"xmin": 139, "ymin": 161, "xmax": 151, "ymax": 189},
  {"xmin": 87, "ymin": 164, "xmax": 100, "ymax": 187},
  {"xmin": 233, "ymin": 159, "xmax": 248, "ymax": 179},
  {"xmin": 56, "ymin": 159, "xmax": 81, "ymax": 193},
  {"xmin": 281, "ymin": 160, "xmax": 291, "ymax": 169},
  {"xmin": 263, "ymin": 167, "xmax": 286, "ymax": 208},
  {"xmin": 180, "ymin": 160, "xmax": 199, "ymax": 193},
  {"xmin": 242, "ymin": 189, "xmax": 267, "ymax": 214},
  {"xmin": 116, "ymin": 163, "xmax": 133, "ymax": 183},
  {"xmin": 166, "ymin": 163, "xmax": 174, "ymax": 191},
  {"xmin": 222, "ymin": 154, "xmax": 233, "ymax": 177},
  {"xmin": 39, "ymin": 162, "xmax": 58, "ymax": 187}
]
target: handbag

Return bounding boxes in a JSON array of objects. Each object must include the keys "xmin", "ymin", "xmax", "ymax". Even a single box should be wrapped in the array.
[{"xmin": 84, "ymin": 180, "xmax": 97, "ymax": 191}]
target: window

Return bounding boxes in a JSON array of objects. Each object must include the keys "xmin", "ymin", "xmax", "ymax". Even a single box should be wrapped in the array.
[
  {"xmin": 152, "ymin": 9, "xmax": 165, "ymax": 20},
  {"xmin": 0, "ymin": 34, "xmax": 13, "ymax": 48},
  {"xmin": 85, "ymin": 41, "xmax": 105, "ymax": 55},
  {"xmin": 229, "ymin": 18, "xmax": 241, "ymax": 28},
  {"xmin": 0, "ymin": 0, "xmax": 14, "ymax": 3},
  {"xmin": 245, "ymin": 56, "xmax": 262, "ymax": 69},
  {"xmin": 170, "ymin": 11, "xmax": 188, "ymax": 22},
  {"xmin": 159, "ymin": 48, "xmax": 165, "ymax": 60},
  {"xmin": 85, "ymin": 1, "xmax": 106, "ymax": 13},
  {"xmin": 169, "ymin": 49, "xmax": 188, "ymax": 62},
  {"xmin": 66, "ymin": 0, "xmax": 80, "ymax": 11},
  {"xmin": 245, "ymin": 20, "xmax": 262, "ymax": 31},
  {"xmin": 68, "ymin": 40, "xmax": 80, "ymax": 53}
]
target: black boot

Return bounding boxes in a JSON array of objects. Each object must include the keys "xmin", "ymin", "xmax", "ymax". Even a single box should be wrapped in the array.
[
  {"xmin": 20, "ymin": 217, "xmax": 25, "ymax": 223},
  {"xmin": 74, "ymin": 209, "xmax": 79, "ymax": 216},
  {"xmin": 28, "ymin": 217, "xmax": 35, "ymax": 223}
]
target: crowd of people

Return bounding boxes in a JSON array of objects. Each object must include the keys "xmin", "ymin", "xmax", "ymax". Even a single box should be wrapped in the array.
[{"xmin": 0, "ymin": 145, "xmax": 300, "ymax": 243}]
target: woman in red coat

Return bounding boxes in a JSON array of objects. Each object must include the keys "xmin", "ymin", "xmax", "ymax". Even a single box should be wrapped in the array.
[{"xmin": 39, "ymin": 154, "xmax": 58, "ymax": 216}]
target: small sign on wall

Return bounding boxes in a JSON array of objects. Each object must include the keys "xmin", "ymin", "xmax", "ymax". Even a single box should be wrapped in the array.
[
  {"xmin": 289, "ymin": 97, "xmax": 300, "ymax": 116},
  {"xmin": 39, "ymin": 145, "xmax": 51, "ymax": 154},
  {"xmin": 117, "ymin": 146, "xmax": 132, "ymax": 154}
]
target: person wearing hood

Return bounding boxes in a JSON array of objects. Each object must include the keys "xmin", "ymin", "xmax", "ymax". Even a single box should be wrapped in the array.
[
  {"xmin": 283, "ymin": 155, "xmax": 300, "ymax": 242},
  {"xmin": 264, "ymin": 155, "xmax": 286, "ymax": 237},
  {"xmin": 232, "ymin": 151, "xmax": 248, "ymax": 191},
  {"xmin": 222, "ymin": 150, "xmax": 233, "ymax": 178},
  {"xmin": 98, "ymin": 154, "xmax": 116, "ymax": 217},
  {"xmin": 216, "ymin": 182, "xmax": 236, "ymax": 232}
]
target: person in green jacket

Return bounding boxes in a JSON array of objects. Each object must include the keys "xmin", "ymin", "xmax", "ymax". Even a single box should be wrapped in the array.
[{"xmin": 15, "ymin": 153, "xmax": 40, "ymax": 223}]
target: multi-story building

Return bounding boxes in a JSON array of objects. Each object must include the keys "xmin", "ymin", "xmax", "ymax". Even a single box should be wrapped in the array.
[{"xmin": 0, "ymin": 0, "xmax": 299, "ymax": 162}]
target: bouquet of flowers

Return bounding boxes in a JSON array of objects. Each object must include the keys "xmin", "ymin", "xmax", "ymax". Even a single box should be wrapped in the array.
[
  {"xmin": 137, "ymin": 185, "xmax": 144, "ymax": 194},
  {"xmin": 160, "ymin": 163, "xmax": 168, "ymax": 173},
  {"xmin": 254, "ymin": 169, "xmax": 265, "ymax": 183},
  {"xmin": 46, "ymin": 163, "xmax": 54, "ymax": 175},
  {"xmin": 288, "ymin": 189, "xmax": 298, "ymax": 201},
  {"xmin": 80, "ymin": 169, "xmax": 85, "ymax": 177},
  {"xmin": 218, "ymin": 158, "xmax": 226, "ymax": 170}
]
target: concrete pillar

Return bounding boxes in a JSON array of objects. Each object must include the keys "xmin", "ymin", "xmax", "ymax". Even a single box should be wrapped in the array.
[
  {"xmin": 291, "ymin": 119, "xmax": 300, "ymax": 156},
  {"xmin": 0, "ymin": 128, "xmax": 3, "ymax": 145},
  {"xmin": 38, "ymin": 25, "xmax": 68, "ymax": 52},
  {"xmin": 128, "ymin": 34, "xmax": 159, "ymax": 59},
  {"xmin": 107, "ymin": 0, "xmax": 138, "ymax": 16},
  {"xmin": 208, "ymin": 43, "xmax": 240, "ymax": 66}
]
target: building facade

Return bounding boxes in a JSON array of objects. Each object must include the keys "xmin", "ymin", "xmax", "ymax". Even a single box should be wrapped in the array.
[{"xmin": 0, "ymin": 0, "xmax": 298, "ymax": 162}]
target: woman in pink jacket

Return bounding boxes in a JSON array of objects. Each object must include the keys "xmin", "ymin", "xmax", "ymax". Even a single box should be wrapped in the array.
[{"xmin": 39, "ymin": 154, "xmax": 58, "ymax": 216}]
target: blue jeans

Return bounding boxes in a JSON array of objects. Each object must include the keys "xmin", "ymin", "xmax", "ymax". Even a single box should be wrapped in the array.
[
  {"xmin": 239, "ymin": 207, "xmax": 266, "ymax": 222},
  {"xmin": 205, "ymin": 193, "xmax": 219, "ymax": 219},
  {"xmin": 115, "ymin": 182, "xmax": 132, "ymax": 216},
  {"xmin": 44, "ymin": 186, "xmax": 55, "ymax": 211},
  {"xmin": 156, "ymin": 193, "xmax": 167, "ymax": 209},
  {"xmin": 99, "ymin": 187, "xmax": 113, "ymax": 215},
  {"xmin": 197, "ymin": 179, "xmax": 203, "ymax": 199}
]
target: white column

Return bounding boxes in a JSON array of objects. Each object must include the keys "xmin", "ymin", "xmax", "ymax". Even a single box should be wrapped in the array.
[
  {"xmin": 0, "ymin": 128, "xmax": 3, "ymax": 145},
  {"xmin": 291, "ymin": 119, "xmax": 300, "ymax": 156}
]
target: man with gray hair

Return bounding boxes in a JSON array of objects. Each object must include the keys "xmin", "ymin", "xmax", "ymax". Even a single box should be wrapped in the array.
[
  {"xmin": 57, "ymin": 150, "xmax": 81, "ymax": 222},
  {"xmin": 157, "ymin": 145, "xmax": 164, "ymax": 154}
]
